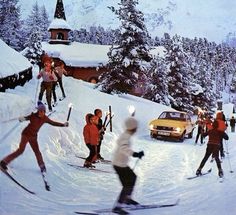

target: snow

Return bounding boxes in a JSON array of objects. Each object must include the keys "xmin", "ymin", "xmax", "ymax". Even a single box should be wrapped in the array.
[
  {"xmin": 48, "ymin": 18, "xmax": 72, "ymax": 31},
  {"xmin": 42, "ymin": 42, "xmax": 165, "ymax": 68},
  {"xmin": 0, "ymin": 39, "xmax": 32, "ymax": 78},
  {"xmin": 1, "ymin": 66, "xmax": 236, "ymax": 215}
]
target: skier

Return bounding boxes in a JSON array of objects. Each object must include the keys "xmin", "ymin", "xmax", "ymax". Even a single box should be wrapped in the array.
[
  {"xmin": 230, "ymin": 116, "xmax": 236, "ymax": 132},
  {"xmin": 196, "ymin": 120, "xmax": 229, "ymax": 178},
  {"xmin": 215, "ymin": 111, "xmax": 227, "ymax": 158},
  {"xmin": 112, "ymin": 117, "xmax": 144, "ymax": 215},
  {"xmin": 195, "ymin": 115, "xmax": 204, "ymax": 144},
  {"xmin": 83, "ymin": 113, "xmax": 99, "ymax": 168},
  {"xmin": 54, "ymin": 61, "xmax": 68, "ymax": 99},
  {"xmin": 37, "ymin": 61, "xmax": 57, "ymax": 112},
  {"xmin": 0, "ymin": 103, "xmax": 69, "ymax": 173},
  {"xmin": 94, "ymin": 108, "xmax": 105, "ymax": 160}
]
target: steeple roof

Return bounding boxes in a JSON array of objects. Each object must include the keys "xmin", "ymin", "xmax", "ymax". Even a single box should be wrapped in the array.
[{"xmin": 54, "ymin": 0, "xmax": 66, "ymax": 20}]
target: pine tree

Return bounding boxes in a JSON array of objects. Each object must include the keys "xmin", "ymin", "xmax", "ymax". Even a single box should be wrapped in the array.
[
  {"xmin": 165, "ymin": 35, "xmax": 193, "ymax": 111},
  {"xmin": 143, "ymin": 56, "xmax": 170, "ymax": 105},
  {"xmin": 23, "ymin": 2, "xmax": 44, "ymax": 64},
  {"xmin": 40, "ymin": 5, "xmax": 50, "ymax": 41},
  {"xmin": 0, "ymin": 0, "xmax": 22, "ymax": 51},
  {"xmin": 98, "ymin": 0, "xmax": 152, "ymax": 94},
  {"xmin": 24, "ymin": 26, "xmax": 42, "ymax": 65}
]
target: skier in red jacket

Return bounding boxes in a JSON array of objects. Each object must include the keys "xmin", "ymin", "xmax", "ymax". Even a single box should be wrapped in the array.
[
  {"xmin": 196, "ymin": 120, "xmax": 229, "ymax": 178},
  {"xmin": 0, "ymin": 103, "xmax": 69, "ymax": 173}
]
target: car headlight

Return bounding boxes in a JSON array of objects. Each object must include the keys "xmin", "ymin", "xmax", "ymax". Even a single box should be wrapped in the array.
[
  {"xmin": 173, "ymin": 127, "xmax": 182, "ymax": 133},
  {"xmin": 149, "ymin": 124, "xmax": 154, "ymax": 130}
]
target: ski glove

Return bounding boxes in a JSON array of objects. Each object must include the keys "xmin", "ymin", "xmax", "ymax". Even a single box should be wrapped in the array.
[
  {"xmin": 64, "ymin": 122, "xmax": 69, "ymax": 127},
  {"xmin": 133, "ymin": 151, "xmax": 144, "ymax": 159},
  {"xmin": 18, "ymin": 116, "xmax": 26, "ymax": 122}
]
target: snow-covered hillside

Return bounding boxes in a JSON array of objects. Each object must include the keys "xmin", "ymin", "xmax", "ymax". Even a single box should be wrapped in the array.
[
  {"xmin": 18, "ymin": 0, "xmax": 236, "ymax": 43},
  {"xmin": 1, "ymin": 67, "xmax": 236, "ymax": 215}
]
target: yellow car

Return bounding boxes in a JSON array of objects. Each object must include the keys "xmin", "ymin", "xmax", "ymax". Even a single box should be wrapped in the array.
[{"xmin": 149, "ymin": 111, "xmax": 195, "ymax": 142}]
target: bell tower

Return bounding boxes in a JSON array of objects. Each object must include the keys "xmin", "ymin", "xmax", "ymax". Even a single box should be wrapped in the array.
[{"xmin": 48, "ymin": 0, "xmax": 71, "ymax": 45}]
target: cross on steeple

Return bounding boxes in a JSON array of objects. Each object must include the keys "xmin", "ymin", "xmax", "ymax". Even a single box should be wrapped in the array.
[{"xmin": 54, "ymin": 0, "xmax": 66, "ymax": 20}]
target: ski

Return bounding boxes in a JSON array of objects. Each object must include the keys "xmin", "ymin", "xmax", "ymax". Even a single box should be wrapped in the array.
[
  {"xmin": 41, "ymin": 171, "xmax": 50, "ymax": 191},
  {"xmin": 76, "ymin": 199, "xmax": 179, "ymax": 214},
  {"xmin": 67, "ymin": 163, "xmax": 112, "ymax": 173},
  {"xmin": 76, "ymin": 155, "xmax": 112, "ymax": 164},
  {"xmin": 0, "ymin": 166, "xmax": 35, "ymax": 195},
  {"xmin": 187, "ymin": 168, "xmax": 212, "ymax": 180},
  {"xmin": 75, "ymin": 212, "xmax": 98, "ymax": 215}
]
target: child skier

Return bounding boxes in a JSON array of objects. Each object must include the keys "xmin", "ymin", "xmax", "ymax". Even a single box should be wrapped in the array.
[
  {"xmin": 196, "ymin": 120, "xmax": 229, "ymax": 178},
  {"xmin": 0, "ymin": 103, "xmax": 69, "ymax": 173},
  {"xmin": 83, "ymin": 113, "xmax": 99, "ymax": 168},
  {"xmin": 112, "ymin": 117, "xmax": 144, "ymax": 215}
]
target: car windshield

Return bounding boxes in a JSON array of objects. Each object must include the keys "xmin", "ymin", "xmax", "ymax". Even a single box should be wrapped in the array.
[{"xmin": 158, "ymin": 112, "xmax": 186, "ymax": 121}]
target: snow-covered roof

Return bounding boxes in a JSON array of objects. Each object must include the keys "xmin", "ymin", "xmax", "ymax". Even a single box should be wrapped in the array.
[
  {"xmin": 42, "ymin": 42, "xmax": 165, "ymax": 68},
  {"xmin": 48, "ymin": 18, "xmax": 72, "ymax": 31},
  {"xmin": 42, "ymin": 42, "xmax": 110, "ymax": 67},
  {"xmin": 0, "ymin": 39, "xmax": 32, "ymax": 78}
]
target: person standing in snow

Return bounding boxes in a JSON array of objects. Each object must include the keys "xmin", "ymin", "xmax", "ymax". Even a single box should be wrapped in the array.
[
  {"xmin": 54, "ymin": 62, "xmax": 67, "ymax": 99},
  {"xmin": 83, "ymin": 113, "xmax": 99, "ymax": 168},
  {"xmin": 230, "ymin": 116, "xmax": 236, "ymax": 132},
  {"xmin": 0, "ymin": 103, "xmax": 69, "ymax": 173},
  {"xmin": 94, "ymin": 108, "xmax": 105, "ymax": 160},
  {"xmin": 195, "ymin": 115, "xmax": 204, "ymax": 144},
  {"xmin": 37, "ymin": 61, "xmax": 57, "ymax": 112},
  {"xmin": 112, "ymin": 117, "xmax": 144, "ymax": 215},
  {"xmin": 215, "ymin": 111, "xmax": 228, "ymax": 158},
  {"xmin": 196, "ymin": 120, "xmax": 229, "ymax": 178}
]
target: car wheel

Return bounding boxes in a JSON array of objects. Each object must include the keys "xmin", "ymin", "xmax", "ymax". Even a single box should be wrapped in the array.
[
  {"xmin": 179, "ymin": 132, "xmax": 185, "ymax": 142},
  {"xmin": 150, "ymin": 132, "xmax": 156, "ymax": 138},
  {"xmin": 188, "ymin": 130, "xmax": 193, "ymax": 138}
]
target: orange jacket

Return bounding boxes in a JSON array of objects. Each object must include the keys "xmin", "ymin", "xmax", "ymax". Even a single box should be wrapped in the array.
[{"xmin": 83, "ymin": 114, "xmax": 99, "ymax": 145}]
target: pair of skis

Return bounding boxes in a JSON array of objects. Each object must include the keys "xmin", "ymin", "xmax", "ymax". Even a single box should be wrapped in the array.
[
  {"xmin": 74, "ymin": 199, "xmax": 179, "ymax": 214},
  {"xmin": 0, "ymin": 166, "xmax": 50, "ymax": 195},
  {"xmin": 67, "ymin": 163, "xmax": 112, "ymax": 174},
  {"xmin": 186, "ymin": 168, "xmax": 225, "ymax": 183}
]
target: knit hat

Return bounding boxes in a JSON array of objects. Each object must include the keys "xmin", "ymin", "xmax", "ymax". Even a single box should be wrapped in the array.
[
  {"xmin": 125, "ymin": 117, "xmax": 138, "ymax": 130},
  {"xmin": 37, "ymin": 103, "xmax": 46, "ymax": 112}
]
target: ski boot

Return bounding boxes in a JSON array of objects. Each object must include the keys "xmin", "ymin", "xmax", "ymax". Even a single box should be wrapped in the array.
[
  {"xmin": 40, "ymin": 164, "xmax": 47, "ymax": 173},
  {"xmin": 124, "ymin": 198, "xmax": 140, "ymax": 206},
  {"xmin": 83, "ymin": 161, "xmax": 95, "ymax": 168},
  {"xmin": 0, "ymin": 160, "xmax": 8, "ymax": 170},
  {"xmin": 112, "ymin": 206, "xmax": 129, "ymax": 215},
  {"xmin": 218, "ymin": 169, "xmax": 224, "ymax": 178},
  {"xmin": 196, "ymin": 168, "xmax": 202, "ymax": 176}
]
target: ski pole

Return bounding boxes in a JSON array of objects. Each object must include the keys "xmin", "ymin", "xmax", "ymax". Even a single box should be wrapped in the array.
[
  {"xmin": 67, "ymin": 103, "xmax": 73, "ymax": 121},
  {"xmin": 105, "ymin": 114, "xmax": 114, "ymax": 128},
  {"xmin": 225, "ymin": 140, "xmax": 234, "ymax": 173},
  {"xmin": 132, "ymin": 158, "xmax": 140, "ymax": 171},
  {"xmin": 34, "ymin": 79, "xmax": 40, "ymax": 106}
]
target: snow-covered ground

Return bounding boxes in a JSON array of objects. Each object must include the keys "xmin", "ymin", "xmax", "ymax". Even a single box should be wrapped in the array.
[{"xmin": 1, "ymin": 68, "xmax": 236, "ymax": 215}]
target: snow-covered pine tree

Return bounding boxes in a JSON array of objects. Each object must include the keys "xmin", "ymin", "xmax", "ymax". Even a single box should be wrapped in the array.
[
  {"xmin": 23, "ymin": 2, "xmax": 44, "ymax": 65},
  {"xmin": 40, "ymin": 5, "xmax": 50, "ymax": 41},
  {"xmin": 143, "ymin": 55, "xmax": 170, "ymax": 105},
  {"xmin": 98, "ymin": 0, "xmax": 152, "ymax": 94},
  {"xmin": 0, "ymin": 0, "xmax": 22, "ymax": 51},
  {"xmin": 165, "ymin": 34, "xmax": 194, "ymax": 111},
  {"xmin": 24, "ymin": 2, "xmax": 43, "ymax": 42},
  {"xmin": 24, "ymin": 26, "xmax": 42, "ymax": 65}
]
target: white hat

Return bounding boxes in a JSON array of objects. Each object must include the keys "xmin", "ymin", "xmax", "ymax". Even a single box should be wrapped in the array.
[{"xmin": 125, "ymin": 117, "xmax": 138, "ymax": 130}]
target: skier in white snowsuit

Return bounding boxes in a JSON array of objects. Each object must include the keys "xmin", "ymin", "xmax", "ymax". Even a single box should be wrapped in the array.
[{"xmin": 112, "ymin": 117, "xmax": 144, "ymax": 215}]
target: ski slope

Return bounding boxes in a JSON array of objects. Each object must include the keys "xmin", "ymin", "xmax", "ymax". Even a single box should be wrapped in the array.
[{"xmin": 0, "ymin": 70, "xmax": 236, "ymax": 215}]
